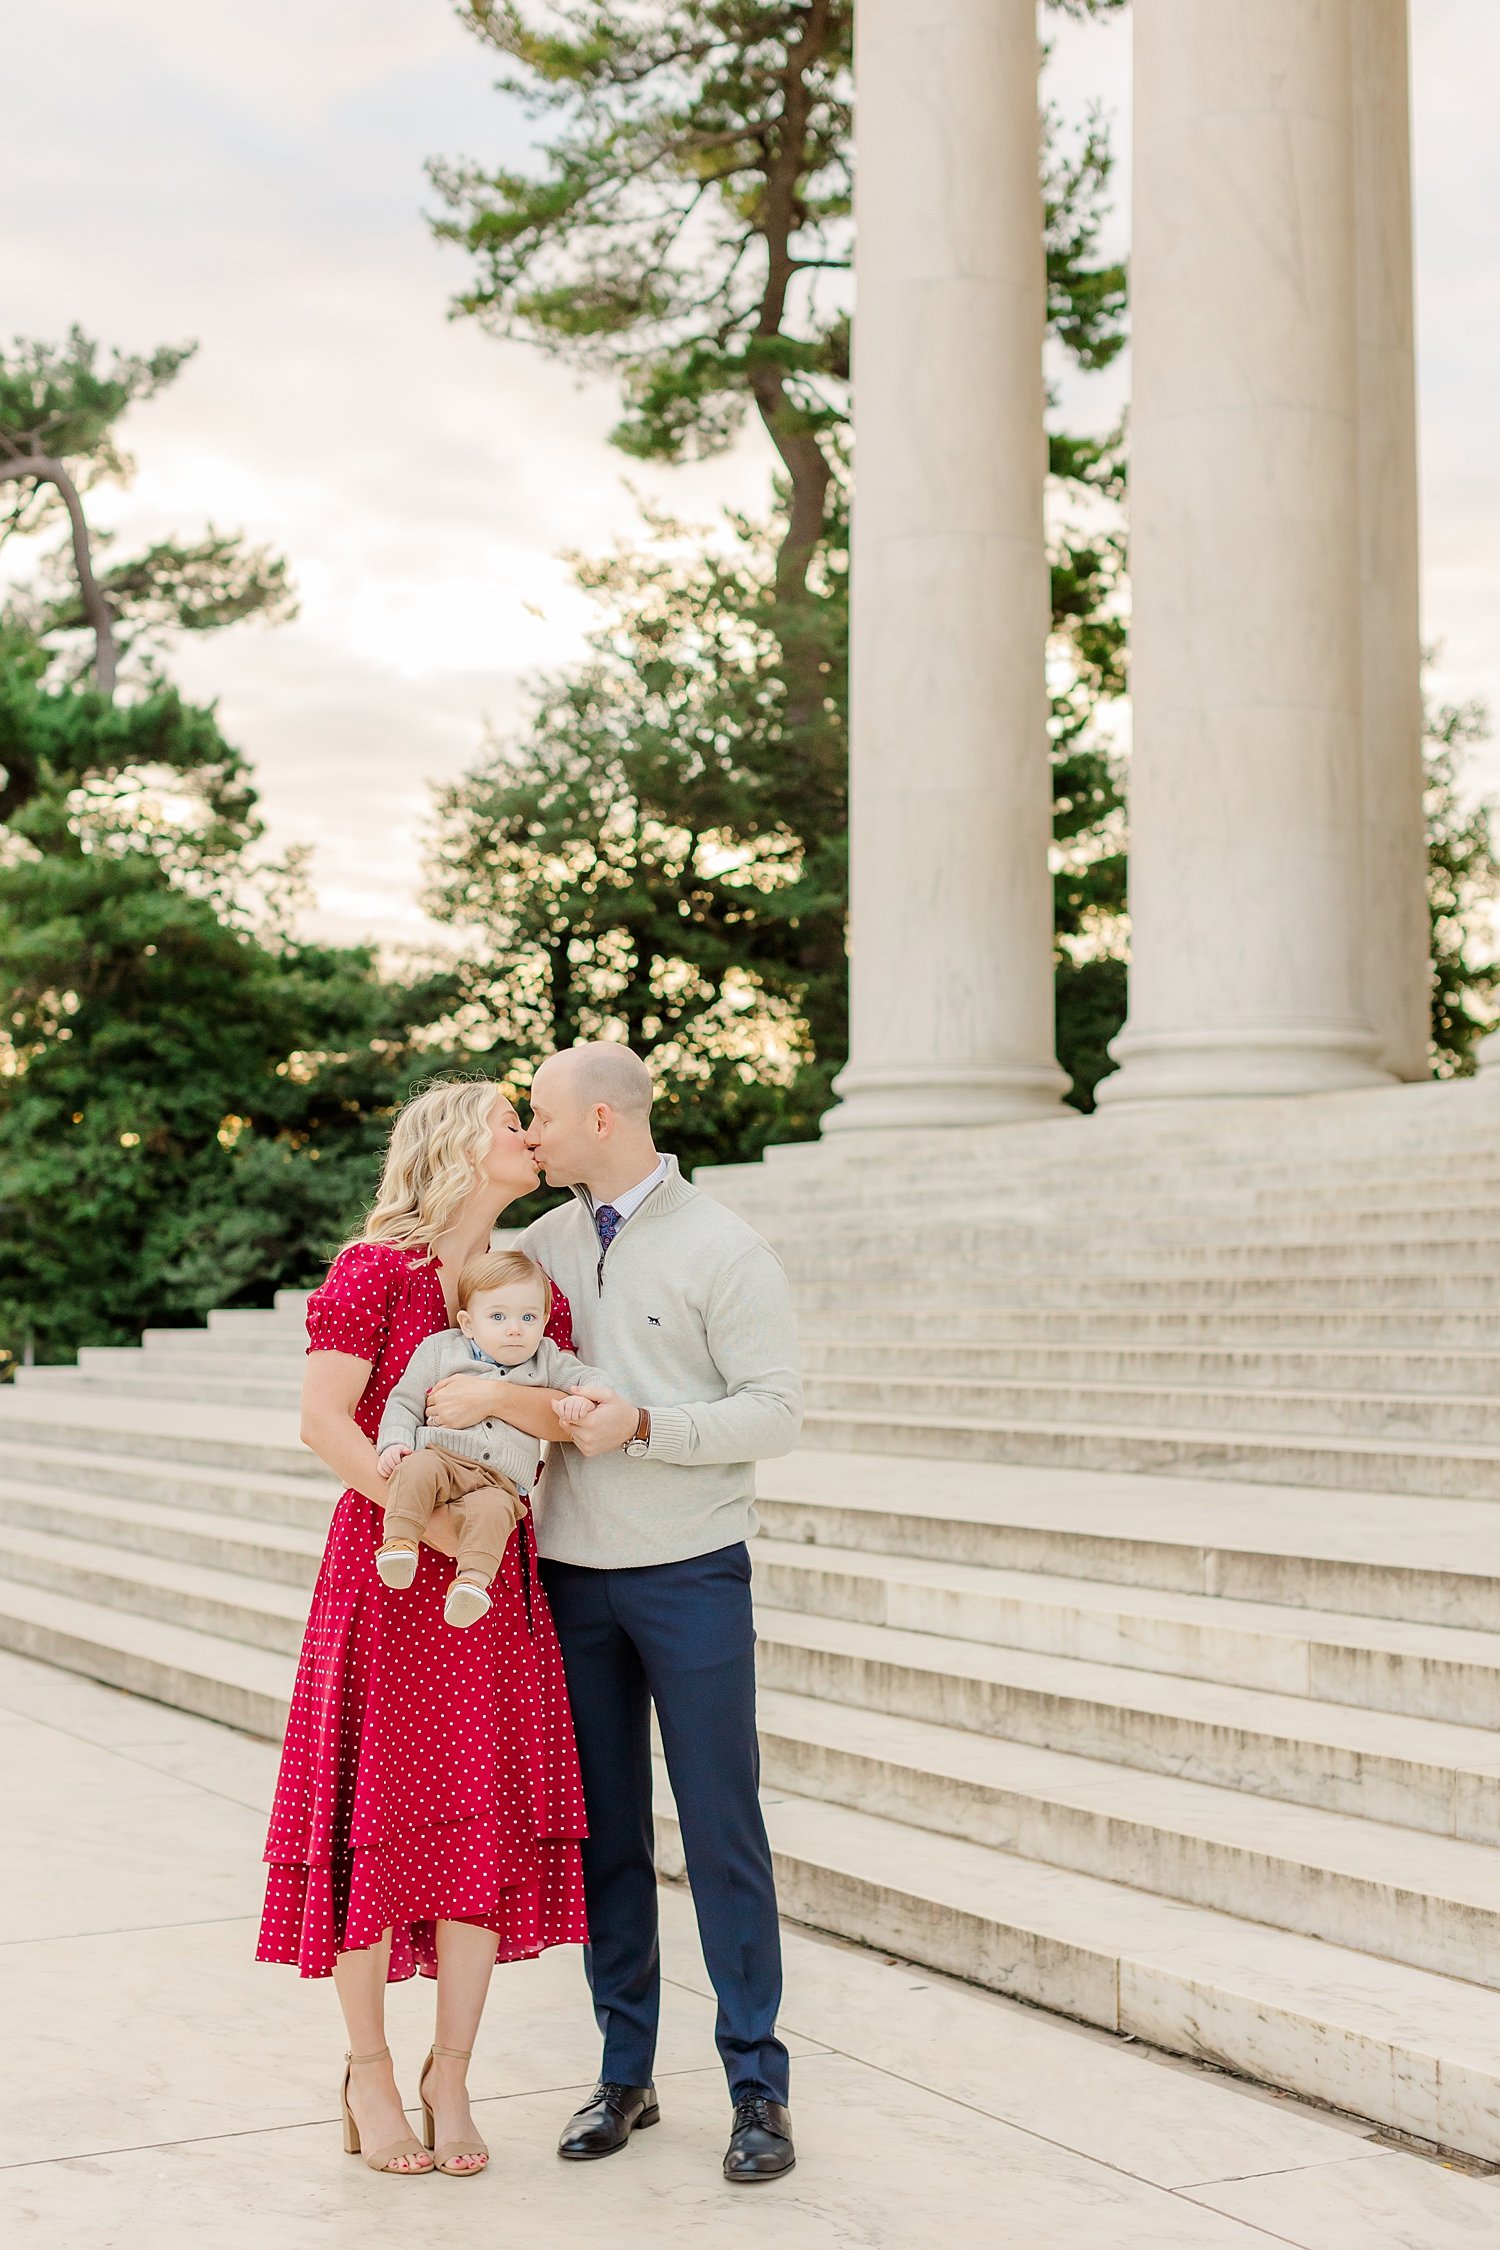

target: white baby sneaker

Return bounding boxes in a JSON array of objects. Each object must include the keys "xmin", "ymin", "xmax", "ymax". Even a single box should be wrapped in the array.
[
  {"xmin": 445, "ymin": 1576, "xmax": 493, "ymax": 1628},
  {"xmin": 376, "ymin": 1541, "xmax": 419, "ymax": 1590}
]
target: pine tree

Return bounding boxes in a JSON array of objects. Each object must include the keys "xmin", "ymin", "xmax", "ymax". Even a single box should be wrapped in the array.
[{"xmin": 429, "ymin": 1, "xmax": 1130, "ymax": 1122}]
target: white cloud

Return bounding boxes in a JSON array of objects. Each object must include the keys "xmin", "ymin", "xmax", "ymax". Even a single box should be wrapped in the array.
[{"xmin": 4, "ymin": 0, "xmax": 770, "ymax": 948}]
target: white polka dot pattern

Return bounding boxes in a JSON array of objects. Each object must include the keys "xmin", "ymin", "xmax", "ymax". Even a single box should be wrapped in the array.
[{"xmin": 255, "ymin": 1240, "xmax": 589, "ymax": 1981}]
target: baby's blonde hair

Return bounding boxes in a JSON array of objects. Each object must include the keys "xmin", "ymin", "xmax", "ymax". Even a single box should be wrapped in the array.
[
  {"xmin": 349, "ymin": 1077, "xmax": 508, "ymax": 1256},
  {"xmin": 457, "ymin": 1248, "xmax": 552, "ymax": 1322}
]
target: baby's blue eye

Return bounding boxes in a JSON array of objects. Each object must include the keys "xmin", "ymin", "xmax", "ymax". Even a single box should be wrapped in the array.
[{"xmin": 522, "ymin": 1312, "xmax": 538, "ymax": 1323}]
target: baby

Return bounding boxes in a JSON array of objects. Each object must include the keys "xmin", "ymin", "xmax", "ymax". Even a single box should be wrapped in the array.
[{"xmin": 375, "ymin": 1247, "xmax": 609, "ymax": 1628}]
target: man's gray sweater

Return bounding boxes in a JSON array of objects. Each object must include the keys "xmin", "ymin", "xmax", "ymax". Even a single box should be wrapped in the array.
[
  {"xmin": 377, "ymin": 1331, "xmax": 608, "ymax": 1489},
  {"xmin": 518, "ymin": 1157, "xmax": 803, "ymax": 1568}
]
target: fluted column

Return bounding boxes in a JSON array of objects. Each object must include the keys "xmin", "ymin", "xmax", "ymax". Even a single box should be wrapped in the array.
[
  {"xmin": 1355, "ymin": 0, "xmax": 1429, "ymax": 1080},
  {"xmin": 1100, "ymin": 0, "xmax": 1393, "ymax": 1106},
  {"xmin": 823, "ymin": 0, "xmax": 1065, "ymax": 1134}
]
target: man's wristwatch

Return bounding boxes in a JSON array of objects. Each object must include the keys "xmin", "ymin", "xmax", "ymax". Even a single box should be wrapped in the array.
[{"xmin": 623, "ymin": 1408, "xmax": 651, "ymax": 1458}]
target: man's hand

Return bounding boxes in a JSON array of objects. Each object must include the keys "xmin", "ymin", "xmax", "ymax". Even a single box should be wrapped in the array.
[
  {"xmin": 423, "ymin": 1374, "xmax": 499, "ymax": 1431},
  {"xmin": 566, "ymin": 1386, "xmax": 642, "ymax": 1457},
  {"xmin": 376, "ymin": 1442, "xmax": 413, "ymax": 1477}
]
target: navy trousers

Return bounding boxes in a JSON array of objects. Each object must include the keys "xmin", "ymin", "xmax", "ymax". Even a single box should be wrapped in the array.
[{"xmin": 540, "ymin": 1542, "xmax": 789, "ymax": 2104}]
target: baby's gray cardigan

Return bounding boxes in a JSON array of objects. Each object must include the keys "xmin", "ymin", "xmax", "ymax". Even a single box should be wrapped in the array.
[
  {"xmin": 517, "ymin": 1155, "xmax": 803, "ymax": 1568},
  {"xmin": 376, "ymin": 1332, "xmax": 609, "ymax": 1489}
]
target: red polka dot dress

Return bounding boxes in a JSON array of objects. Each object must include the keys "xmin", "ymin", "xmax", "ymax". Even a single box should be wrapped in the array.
[{"xmin": 256, "ymin": 1240, "xmax": 589, "ymax": 1980}]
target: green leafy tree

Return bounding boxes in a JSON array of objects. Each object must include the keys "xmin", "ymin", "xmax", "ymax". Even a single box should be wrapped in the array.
[
  {"xmin": 0, "ymin": 795, "xmax": 457, "ymax": 1363},
  {"xmin": 431, "ymin": 1, "xmax": 1130, "ymax": 1128},
  {"xmin": 0, "ymin": 334, "xmax": 451, "ymax": 1369},
  {"xmin": 428, "ymin": 501, "xmax": 846, "ymax": 1163},
  {"xmin": 0, "ymin": 329, "xmax": 293, "ymax": 696},
  {"xmin": 1425, "ymin": 691, "xmax": 1500, "ymax": 1076},
  {"xmin": 0, "ymin": 636, "xmax": 461, "ymax": 1365}
]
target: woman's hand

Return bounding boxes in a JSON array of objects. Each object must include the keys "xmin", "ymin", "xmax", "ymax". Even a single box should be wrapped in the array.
[
  {"xmin": 423, "ymin": 1373, "xmax": 501, "ymax": 1430},
  {"xmin": 425, "ymin": 1373, "xmax": 571, "ymax": 1441}
]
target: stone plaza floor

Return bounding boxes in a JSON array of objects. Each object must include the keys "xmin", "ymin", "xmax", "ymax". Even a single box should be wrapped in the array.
[{"xmin": 2, "ymin": 1647, "xmax": 1499, "ymax": 2249}]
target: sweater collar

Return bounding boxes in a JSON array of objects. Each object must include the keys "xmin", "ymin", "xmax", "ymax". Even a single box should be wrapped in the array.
[{"xmin": 569, "ymin": 1151, "xmax": 694, "ymax": 1231}]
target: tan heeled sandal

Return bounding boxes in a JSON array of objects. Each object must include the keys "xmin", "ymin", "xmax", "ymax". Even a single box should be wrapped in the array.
[
  {"xmin": 341, "ymin": 2045, "xmax": 433, "ymax": 2174},
  {"xmin": 419, "ymin": 2043, "xmax": 490, "ymax": 2175}
]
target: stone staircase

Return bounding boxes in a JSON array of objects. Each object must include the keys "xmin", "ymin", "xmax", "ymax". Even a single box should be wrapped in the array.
[{"xmin": 9, "ymin": 1077, "xmax": 1500, "ymax": 2158}]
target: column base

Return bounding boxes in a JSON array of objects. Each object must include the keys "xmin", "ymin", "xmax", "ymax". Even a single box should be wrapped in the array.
[
  {"xmin": 1096, "ymin": 1025, "xmax": 1396, "ymax": 1109},
  {"xmin": 821, "ymin": 1060, "xmax": 1068, "ymax": 1135}
]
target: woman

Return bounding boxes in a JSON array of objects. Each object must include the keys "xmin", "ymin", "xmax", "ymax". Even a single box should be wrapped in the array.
[{"xmin": 256, "ymin": 1078, "xmax": 588, "ymax": 2178}]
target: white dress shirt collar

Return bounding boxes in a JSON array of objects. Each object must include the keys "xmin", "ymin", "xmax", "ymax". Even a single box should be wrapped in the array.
[{"xmin": 590, "ymin": 1154, "xmax": 669, "ymax": 1224}]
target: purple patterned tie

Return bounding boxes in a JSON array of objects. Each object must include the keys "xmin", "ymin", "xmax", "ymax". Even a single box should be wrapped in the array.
[{"xmin": 594, "ymin": 1203, "xmax": 622, "ymax": 1253}]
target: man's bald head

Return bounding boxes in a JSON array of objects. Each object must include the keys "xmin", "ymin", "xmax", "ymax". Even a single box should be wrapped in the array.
[
  {"xmin": 533, "ymin": 1042, "xmax": 654, "ymax": 1121},
  {"xmin": 526, "ymin": 1042, "xmax": 659, "ymax": 1192}
]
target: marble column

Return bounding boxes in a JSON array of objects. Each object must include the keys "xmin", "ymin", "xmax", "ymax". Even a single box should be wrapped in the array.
[
  {"xmin": 823, "ymin": 0, "xmax": 1065, "ymax": 1134},
  {"xmin": 1099, "ymin": 0, "xmax": 1394, "ymax": 1106},
  {"xmin": 1354, "ymin": 0, "xmax": 1429, "ymax": 1080}
]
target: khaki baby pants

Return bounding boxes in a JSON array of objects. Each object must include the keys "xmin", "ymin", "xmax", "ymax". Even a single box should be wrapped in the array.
[{"xmin": 383, "ymin": 1444, "xmax": 526, "ymax": 1587}]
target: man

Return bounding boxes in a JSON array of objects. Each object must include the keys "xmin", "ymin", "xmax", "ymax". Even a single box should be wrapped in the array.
[{"xmin": 519, "ymin": 1041, "xmax": 803, "ymax": 2184}]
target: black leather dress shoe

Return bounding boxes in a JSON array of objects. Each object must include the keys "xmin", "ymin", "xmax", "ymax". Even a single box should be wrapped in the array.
[
  {"xmin": 723, "ymin": 2096, "xmax": 795, "ymax": 2182},
  {"xmin": 557, "ymin": 2082, "xmax": 660, "ymax": 2160}
]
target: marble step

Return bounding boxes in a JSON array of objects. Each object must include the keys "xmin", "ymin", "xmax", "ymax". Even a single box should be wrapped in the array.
[
  {"xmin": 752, "ymin": 1689, "xmax": 1500, "ymax": 1987},
  {"xmin": 755, "ymin": 1462, "xmax": 1500, "ymax": 1629},
  {"xmin": 144, "ymin": 1324, "xmax": 306, "ymax": 1356},
  {"xmin": 81, "ymin": 1345, "xmax": 295, "ymax": 1381},
  {"xmin": 208, "ymin": 1314, "xmax": 309, "ymax": 1339},
  {"xmin": 795, "ymin": 1304, "xmax": 1500, "ymax": 1347},
  {"xmin": 801, "ymin": 1371, "xmax": 1500, "ymax": 1443},
  {"xmin": 14, "ymin": 1464, "xmax": 1496, "ymax": 1853},
  {"xmin": 9, "ymin": 1447, "xmax": 1492, "ymax": 1734},
  {"xmin": 21, "ymin": 1361, "xmax": 304, "ymax": 1412},
  {"xmin": 10, "ymin": 1552, "xmax": 1500, "ymax": 2159},
  {"xmin": 57, "ymin": 1343, "xmax": 1500, "ymax": 1425},
  {"xmin": 753, "ymin": 1541, "xmax": 1500, "ymax": 1726},
  {"xmin": 797, "ymin": 1400, "xmax": 1500, "ymax": 1498},
  {"xmin": 723, "ymin": 1171, "xmax": 1500, "ymax": 1224},
  {"xmin": 727, "ymin": 1091, "xmax": 1500, "ymax": 1156},
  {"xmin": 782, "ymin": 1247, "xmax": 1500, "ymax": 1293},
  {"xmin": 26, "ymin": 1372, "xmax": 1500, "ymax": 1500},
  {"xmin": 791, "ymin": 1269, "xmax": 1500, "ymax": 1312},
  {"xmin": 0, "ymin": 1525, "xmax": 308, "ymax": 1654},
  {"xmin": 50, "ymin": 1356, "xmax": 1500, "ymax": 1444},
  {"xmin": 801, "ymin": 1337, "xmax": 1500, "ymax": 1396},
  {"xmin": 809, "ymin": 1368, "xmax": 1500, "ymax": 1440},
  {"xmin": 0, "ymin": 1395, "xmax": 325, "ymax": 1486},
  {"xmin": 732, "ymin": 1186, "xmax": 1500, "ymax": 1233},
  {"xmin": 143, "ymin": 1305, "xmax": 1500, "ymax": 1350},
  {"xmin": 0, "ymin": 1430, "xmax": 334, "ymax": 1531},
  {"xmin": 653, "ymin": 1759, "xmax": 1500, "ymax": 2162},
  {"xmin": 779, "ymin": 1224, "xmax": 1500, "ymax": 1270},
  {"xmin": 0, "ymin": 1576, "xmax": 293, "ymax": 1737},
  {"xmin": 752, "ymin": 1605, "xmax": 1500, "ymax": 1841},
  {"xmin": 0, "ymin": 1477, "xmax": 324, "ymax": 1585}
]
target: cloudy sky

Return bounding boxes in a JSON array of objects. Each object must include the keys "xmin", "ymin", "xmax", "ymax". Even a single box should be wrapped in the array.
[{"xmin": 5, "ymin": 2, "xmax": 1497, "ymax": 951}]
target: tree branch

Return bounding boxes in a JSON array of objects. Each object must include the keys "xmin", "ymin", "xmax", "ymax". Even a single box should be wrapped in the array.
[{"xmin": 1, "ymin": 451, "xmax": 118, "ymax": 696}]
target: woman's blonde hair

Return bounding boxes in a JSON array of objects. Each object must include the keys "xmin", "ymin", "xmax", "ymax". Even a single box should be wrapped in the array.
[{"xmin": 348, "ymin": 1077, "xmax": 509, "ymax": 1256}]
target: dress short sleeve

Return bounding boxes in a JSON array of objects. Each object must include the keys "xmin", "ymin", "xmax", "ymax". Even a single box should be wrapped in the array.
[
  {"xmin": 544, "ymin": 1280, "xmax": 575, "ymax": 1354},
  {"xmin": 305, "ymin": 1242, "xmax": 404, "ymax": 1363}
]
